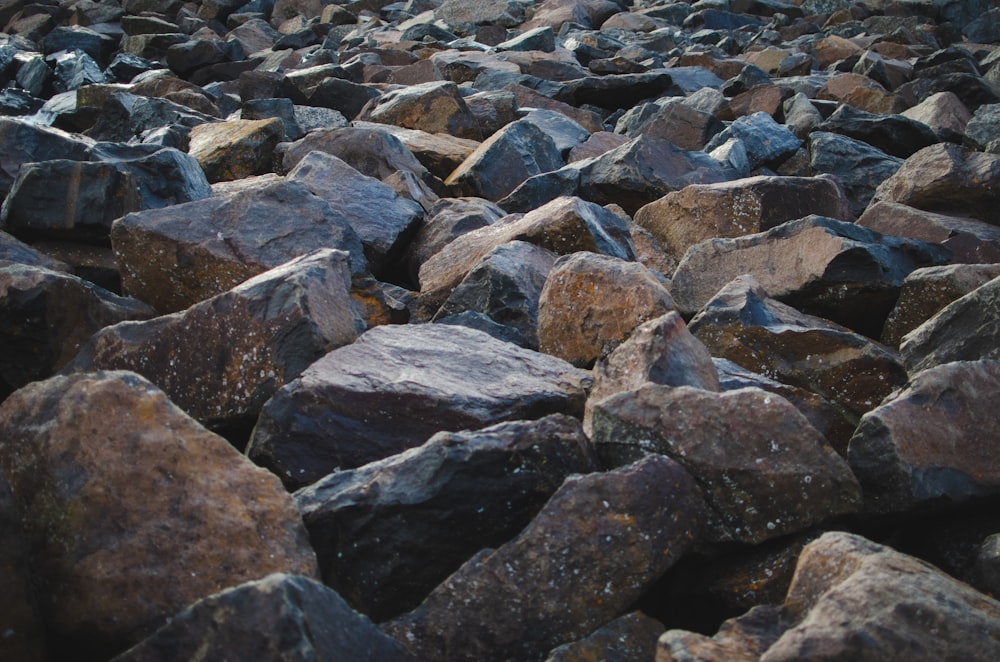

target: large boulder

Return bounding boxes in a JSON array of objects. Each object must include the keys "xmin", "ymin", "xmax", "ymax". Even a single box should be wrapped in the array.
[
  {"xmin": 858, "ymin": 201, "xmax": 1000, "ymax": 265},
  {"xmin": 0, "ymin": 117, "xmax": 92, "ymax": 196},
  {"xmin": 357, "ymin": 81, "xmax": 481, "ymax": 140},
  {"xmin": 187, "ymin": 118, "xmax": 285, "ymax": 183}
]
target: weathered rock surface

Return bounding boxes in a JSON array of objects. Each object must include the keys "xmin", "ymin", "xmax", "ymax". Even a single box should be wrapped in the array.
[
  {"xmin": 0, "ymin": 474, "xmax": 45, "ymax": 662},
  {"xmin": 808, "ymin": 131, "xmax": 903, "ymax": 217},
  {"xmin": 295, "ymin": 414, "xmax": 596, "ymax": 621},
  {"xmin": 247, "ymin": 324, "xmax": 591, "ymax": 488},
  {"xmin": 384, "ymin": 454, "xmax": 706, "ymax": 661},
  {"xmin": 858, "ymin": 201, "xmax": 1000, "ymax": 265},
  {"xmin": 546, "ymin": 611, "xmax": 664, "ymax": 662},
  {"xmin": 112, "ymin": 574, "xmax": 413, "ymax": 662},
  {"xmin": 187, "ymin": 117, "xmax": 284, "ymax": 183},
  {"xmin": 0, "ymin": 371, "xmax": 318, "ymax": 660}
]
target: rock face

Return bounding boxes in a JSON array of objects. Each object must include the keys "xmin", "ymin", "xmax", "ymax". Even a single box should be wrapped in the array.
[
  {"xmin": 247, "ymin": 324, "xmax": 591, "ymax": 489},
  {"xmin": 383, "ymin": 454, "xmax": 706, "ymax": 661},
  {"xmin": 0, "ymin": 371, "xmax": 318, "ymax": 660},
  {"xmin": 294, "ymin": 414, "xmax": 596, "ymax": 621},
  {"xmin": 0, "ymin": 475, "xmax": 45, "ymax": 662}
]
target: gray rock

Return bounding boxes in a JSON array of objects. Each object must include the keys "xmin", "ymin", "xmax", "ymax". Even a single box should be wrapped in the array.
[
  {"xmin": 816, "ymin": 104, "xmax": 939, "ymax": 159},
  {"xmin": 0, "ymin": 117, "xmax": 93, "ymax": 197},
  {"xmin": 808, "ymin": 131, "xmax": 903, "ymax": 218},
  {"xmin": 704, "ymin": 111, "xmax": 800, "ymax": 170},
  {"xmin": 545, "ymin": 612, "xmax": 664, "ymax": 662},
  {"xmin": 358, "ymin": 80, "xmax": 481, "ymax": 140}
]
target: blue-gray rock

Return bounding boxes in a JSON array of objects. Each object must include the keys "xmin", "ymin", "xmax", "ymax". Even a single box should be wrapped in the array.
[
  {"xmin": 705, "ymin": 111, "xmax": 800, "ymax": 170},
  {"xmin": 817, "ymin": 104, "xmax": 939, "ymax": 158},
  {"xmin": 809, "ymin": 131, "xmax": 903, "ymax": 217},
  {"xmin": 0, "ymin": 117, "xmax": 93, "ymax": 196}
]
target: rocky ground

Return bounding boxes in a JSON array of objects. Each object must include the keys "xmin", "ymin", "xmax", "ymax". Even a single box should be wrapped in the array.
[{"xmin": 1, "ymin": 0, "xmax": 1000, "ymax": 659}]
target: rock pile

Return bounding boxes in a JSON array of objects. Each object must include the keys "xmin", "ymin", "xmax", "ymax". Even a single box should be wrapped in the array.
[{"xmin": 1, "ymin": 0, "xmax": 1000, "ymax": 659}]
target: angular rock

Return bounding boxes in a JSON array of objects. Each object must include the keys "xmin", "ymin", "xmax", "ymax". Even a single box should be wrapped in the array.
[
  {"xmin": 0, "ymin": 264, "xmax": 153, "ymax": 397},
  {"xmin": 187, "ymin": 117, "xmax": 283, "ymax": 183},
  {"xmin": 689, "ymin": 276, "xmax": 909, "ymax": 420},
  {"xmin": 871, "ymin": 143, "xmax": 1000, "ymax": 223},
  {"xmin": 671, "ymin": 215, "xmax": 948, "ymax": 338},
  {"xmin": 857, "ymin": 201, "xmax": 1000, "ymax": 265},
  {"xmin": 657, "ymin": 604, "xmax": 787, "ymax": 662},
  {"xmin": 0, "ymin": 475, "xmax": 45, "ymax": 662},
  {"xmin": 358, "ymin": 81, "xmax": 480, "ymax": 140},
  {"xmin": 294, "ymin": 415, "xmax": 596, "ymax": 621},
  {"xmin": 882, "ymin": 264, "xmax": 1000, "ymax": 348},
  {"xmin": 629, "ymin": 100, "xmax": 725, "ymax": 151},
  {"xmin": 0, "ymin": 230, "xmax": 68, "ymax": 271},
  {"xmin": 519, "ymin": 109, "xmax": 591, "ymax": 158},
  {"xmin": 0, "ymin": 371, "xmax": 318, "ymax": 660},
  {"xmin": 634, "ymin": 175, "xmax": 850, "ymax": 263},
  {"xmin": 437, "ymin": 0, "xmax": 527, "ymax": 30},
  {"xmin": 537, "ymin": 252, "xmax": 675, "ymax": 368},
  {"xmin": 353, "ymin": 122, "xmax": 480, "ymax": 181},
  {"xmin": 900, "ymin": 91, "xmax": 971, "ymax": 142},
  {"xmin": 247, "ymin": 324, "xmax": 591, "ymax": 488},
  {"xmin": 287, "ymin": 151, "xmax": 422, "ymax": 277},
  {"xmin": 92, "ymin": 146, "xmax": 213, "ymax": 210},
  {"xmin": 816, "ymin": 104, "xmax": 939, "ymax": 159},
  {"xmin": 900, "ymin": 276, "xmax": 1000, "ymax": 373},
  {"xmin": 704, "ymin": 111, "xmax": 800, "ymax": 170},
  {"xmin": 546, "ymin": 612, "xmax": 664, "ymax": 662},
  {"xmin": 66, "ymin": 250, "xmax": 358, "ymax": 431},
  {"xmin": 559, "ymin": 71, "xmax": 673, "ymax": 110},
  {"xmin": 0, "ymin": 117, "xmax": 92, "ymax": 196},
  {"xmin": 445, "ymin": 118, "xmax": 563, "ymax": 201},
  {"xmin": 417, "ymin": 196, "xmax": 634, "ymax": 318},
  {"xmin": 86, "ymin": 92, "xmax": 217, "ymax": 144},
  {"xmin": 433, "ymin": 240, "xmax": 555, "ymax": 349},
  {"xmin": 848, "ymin": 360, "xmax": 1000, "ymax": 514},
  {"xmin": 590, "ymin": 384, "xmax": 860, "ymax": 543},
  {"xmin": 111, "ymin": 180, "xmax": 366, "ymax": 313},
  {"xmin": 112, "ymin": 574, "xmax": 413, "ymax": 662},
  {"xmin": 383, "ymin": 454, "xmax": 705, "ymax": 661},
  {"xmin": 402, "ymin": 196, "xmax": 505, "ymax": 282},
  {"xmin": 808, "ymin": 131, "xmax": 903, "ymax": 218}
]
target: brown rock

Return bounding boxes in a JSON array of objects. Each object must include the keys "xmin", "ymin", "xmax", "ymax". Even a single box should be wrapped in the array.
[
  {"xmin": 0, "ymin": 230, "xmax": 69, "ymax": 271},
  {"xmin": 506, "ymin": 83, "xmax": 605, "ymax": 133},
  {"xmin": 0, "ymin": 475, "xmax": 45, "ymax": 662},
  {"xmin": 634, "ymin": 175, "xmax": 850, "ymax": 264},
  {"xmin": 689, "ymin": 275, "xmax": 908, "ymax": 421},
  {"xmin": 0, "ymin": 371, "xmax": 318, "ymax": 660},
  {"xmin": 383, "ymin": 454, "xmax": 706, "ymax": 662},
  {"xmin": 546, "ymin": 612, "xmax": 664, "ymax": 662},
  {"xmin": 187, "ymin": 118, "xmax": 284, "ymax": 183},
  {"xmin": 858, "ymin": 201, "xmax": 1000, "ymax": 265},
  {"xmin": 881, "ymin": 264, "xmax": 1000, "ymax": 348},
  {"xmin": 728, "ymin": 83, "xmax": 783, "ymax": 119},
  {"xmin": 848, "ymin": 360, "xmax": 1000, "ymax": 514},
  {"xmin": 810, "ymin": 35, "xmax": 863, "ymax": 69},
  {"xmin": 402, "ymin": 196, "xmax": 506, "ymax": 282},
  {"xmin": 590, "ymin": 384, "xmax": 860, "ymax": 544},
  {"xmin": 817, "ymin": 72, "xmax": 906, "ymax": 114},
  {"xmin": 353, "ymin": 121, "xmax": 481, "ymax": 180},
  {"xmin": 567, "ymin": 131, "xmax": 628, "ymax": 162},
  {"xmin": 537, "ymin": 252, "xmax": 676, "ymax": 368},
  {"xmin": 247, "ymin": 323, "xmax": 592, "ymax": 488},
  {"xmin": 900, "ymin": 90, "xmax": 971, "ymax": 140},
  {"xmin": 633, "ymin": 101, "xmax": 725, "ymax": 151},
  {"xmin": 658, "ymin": 605, "xmax": 787, "ymax": 662},
  {"xmin": 358, "ymin": 80, "xmax": 481, "ymax": 140}
]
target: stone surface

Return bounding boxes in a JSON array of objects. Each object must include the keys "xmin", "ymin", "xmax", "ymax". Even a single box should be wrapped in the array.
[
  {"xmin": 816, "ymin": 104, "xmax": 939, "ymax": 159},
  {"xmin": 402, "ymin": 196, "xmax": 505, "ymax": 282},
  {"xmin": 537, "ymin": 252, "xmax": 676, "ymax": 368},
  {"xmin": 383, "ymin": 454, "xmax": 706, "ymax": 661},
  {"xmin": 858, "ymin": 201, "xmax": 1000, "ymax": 265},
  {"xmin": 672, "ymin": 215, "xmax": 947, "ymax": 338},
  {"xmin": 545, "ymin": 611, "xmax": 664, "ymax": 662},
  {"xmin": 187, "ymin": 117, "xmax": 283, "ymax": 183},
  {"xmin": 358, "ymin": 80, "xmax": 481, "ymax": 140},
  {"xmin": 0, "ymin": 475, "xmax": 45, "ymax": 662},
  {"xmin": 900, "ymin": 91, "xmax": 971, "ymax": 142},
  {"xmin": 0, "ymin": 117, "xmax": 92, "ymax": 196},
  {"xmin": 0, "ymin": 371, "xmax": 318, "ymax": 660},
  {"xmin": 112, "ymin": 574, "xmax": 414, "ymax": 662},
  {"xmin": 808, "ymin": 131, "xmax": 903, "ymax": 218},
  {"xmin": 295, "ymin": 414, "xmax": 596, "ymax": 621},
  {"xmin": 704, "ymin": 111, "xmax": 800, "ymax": 170},
  {"xmin": 247, "ymin": 324, "xmax": 591, "ymax": 488},
  {"xmin": 590, "ymin": 384, "xmax": 860, "ymax": 544}
]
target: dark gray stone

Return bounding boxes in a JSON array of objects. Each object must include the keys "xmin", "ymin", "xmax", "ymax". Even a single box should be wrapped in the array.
[
  {"xmin": 0, "ymin": 117, "xmax": 92, "ymax": 197},
  {"xmin": 817, "ymin": 104, "xmax": 939, "ymax": 159},
  {"xmin": 704, "ymin": 111, "xmax": 800, "ymax": 170},
  {"xmin": 809, "ymin": 131, "xmax": 904, "ymax": 218}
]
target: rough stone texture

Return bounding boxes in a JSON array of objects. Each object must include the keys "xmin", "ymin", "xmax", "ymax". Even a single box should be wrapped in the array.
[
  {"xmin": 590, "ymin": 384, "xmax": 860, "ymax": 544},
  {"xmin": 900, "ymin": 276, "xmax": 1000, "ymax": 374},
  {"xmin": 633, "ymin": 175, "xmax": 850, "ymax": 262},
  {"xmin": 111, "ymin": 574, "xmax": 414, "ymax": 662},
  {"xmin": 111, "ymin": 180, "xmax": 366, "ymax": 313},
  {"xmin": 383, "ymin": 454, "xmax": 706, "ymax": 662},
  {"xmin": 0, "ymin": 117, "xmax": 92, "ymax": 196},
  {"xmin": 287, "ymin": 151, "xmax": 423, "ymax": 276},
  {"xmin": 871, "ymin": 143, "xmax": 1000, "ymax": 223},
  {"xmin": 545, "ymin": 611, "xmax": 664, "ymax": 662},
  {"xmin": 353, "ymin": 121, "xmax": 480, "ymax": 180},
  {"xmin": 816, "ymin": 103, "xmax": 938, "ymax": 159},
  {"xmin": 704, "ymin": 111, "xmax": 800, "ymax": 170},
  {"xmin": 0, "ymin": 231, "xmax": 68, "ymax": 271},
  {"xmin": 0, "ymin": 371, "xmax": 318, "ymax": 660},
  {"xmin": 0, "ymin": 474, "xmax": 45, "ymax": 662},
  {"xmin": 294, "ymin": 415, "xmax": 596, "ymax": 621},
  {"xmin": 882, "ymin": 264, "xmax": 1000, "ymax": 348},
  {"xmin": 808, "ymin": 131, "xmax": 903, "ymax": 218},
  {"xmin": 537, "ymin": 252, "xmax": 676, "ymax": 368},
  {"xmin": 187, "ymin": 118, "xmax": 284, "ymax": 183},
  {"xmin": 900, "ymin": 91, "xmax": 971, "ymax": 141},
  {"xmin": 417, "ymin": 196, "xmax": 635, "ymax": 318},
  {"xmin": 657, "ymin": 604, "xmax": 788, "ymax": 662},
  {"xmin": 671, "ymin": 215, "xmax": 948, "ymax": 338},
  {"xmin": 358, "ymin": 81, "xmax": 481, "ymax": 140},
  {"xmin": 0, "ymin": 264, "xmax": 154, "ymax": 396},
  {"xmin": 66, "ymin": 249, "xmax": 358, "ymax": 429},
  {"xmin": 247, "ymin": 324, "xmax": 591, "ymax": 488},
  {"xmin": 402, "ymin": 197, "xmax": 505, "ymax": 282},
  {"xmin": 858, "ymin": 201, "xmax": 1000, "ymax": 265},
  {"xmin": 689, "ymin": 276, "xmax": 908, "ymax": 421},
  {"xmin": 848, "ymin": 360, "xmax": 1000, "ymax": 514},
  {"xmin": 434, "ymin": 240, "xmax": 555, "ymax": 349}
]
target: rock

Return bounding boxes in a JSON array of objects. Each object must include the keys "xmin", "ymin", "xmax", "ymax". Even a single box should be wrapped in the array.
[
  {"xmin": 433, "ymin": 240, "xmax": 555, "ymax": 349},
  {"xmin": 704, "ymin": 111, "xmax": 800, "ymax": 170},
  {"xmin": 111, "ymin": 574, "xmax": 414, "ymax": 662},
  {"xmin": 882, "ymin": 264, "xmax": 1000, "ymax": 348},
  {"xmin": 445, "ymin": 118, "xmax": 563, "ymax": 201},
  {"xmin": 688, "ymin": 275, "xmax": 909, "ymax": 420},
  {"xmin": 352, "ymin": 122, "xmax": 480, "ymax": 181},
  {"xmin": 358, "ymin": 81, "xmax": 480, "ymax": 140},
  {"xmin": 633, "ymin": 175, "xmax": 850, "ymax": 263},
  {"xmin": 402, "ymin": 196, "xmax": 505, "ymax": 282},
  {"xmin": 627, "ymin": 100, "xmax": 724, "ymax": 151},
  {"xmin": 817, "ymin": 72, "xmax": 905, "ymax": 115},
  {"xmin": 871, "ymin": 142, "xmax": 1000, "ymax": 223},
  {"xmin": 545, "ymin": 611, "xmax": 664, "ymax": 662},
  {"xmin": 661, "ymin": 532, "xmax": 1000, "ymax": 661},
  {"xmin": 287, "ymin": 151, "xmax": 422, "ymax": 277},
  {"xmin": 86, "ymin": 92, "xmax": 216, "ymax": 144},
  {"xmin": 246, "ymin": 324, "xmax": 591, "ymax": 488},
  {"xmin": 294, "ymin": 414, "xmax": 596, "ymax": 621},
  {"xmin": 0, "ymin": 117, "xmax": 92, "ymax": 196},
  {"xmin": 0, "ymin": 230, "xmax": 68, "ymax": 271},
  {"xmin": 187, "ymin": 117, "xmax": 283, "ymax": 183},
  {"xmin": 519, "ymin": 109, "xmax": 591, "ymax": 158},
  {"xmin": 782, "ymin": 92, "xmax": 823, "ymax": 139},
  {"xmin": 0, "ymin": 371, "xmax": 318, "ymax": 660},
  {"xmin": 111, "ymin": 180, "xmax": 366, "ymax": 313},
  {"xmin": 93, "ymin": 147, "xmax": 213, "ymax": 211},
  {"xmin": 437, "ymin": 0, "xmax": 527, "ymax": 30},
  {"xmin": 900, "ymin": 90, "xmax": 971, "ymax": 142},
  {"xmin": 559, "ymin": 71, "xmax": 673, "ymax": 111},
  {"xmin": 848, "ymin": 360, "xmax": 1000, "ymax": 514},
  {"xmin": 816, "ymin": 104, "xmax": 939, "ymax": 159},
  {"xmin": 0, "ymin": 475, "xmax": 46, "ymax": 662},
  {"xmin": 672, "ymin": 215, "xmax": 947, "ymax": 337},
  {"xmin": 962, "ymin": 102, "xmax": 1000, "ymax": 151},
  {"xmin": 590, "ymin": 384, "xmax": 860, "ymax": 543},
  {"xmin": 0, "ymin": 264, "xmax": 153, "ymax": 397},
  {"xmin": 808, "ymin": 131, "xmax": 903, "ymax": 218},
  {"xmin": 568, "ymin": 131, "xmax": 629, "ymax": 161},
  {"xmin": 857, "ymin": 201, "xmax": 1000, "ymax": 265},
  {"xmin": 900, "ymin": 276, "xmax": 1000, "ymax": 373},
  {"xmin": 383, "ymin": 454, "xmax": 706, "ymax": 661},
  {"xmin": 974, "ymin": 534, "xmax": 1000, "ymax": 597},
  {"xmin": 306, "ymin": 76, "xmax": 382, "ymax": 121},
  {"xmin": 417, "ymin": 196, "xmax": 634, "ymax": 318},
  {"xmin": 66, "ymin": 249, "xmax": 358, "ymax": 432},
  {"xmin": 537, "ymin": 252, "xmax": 676, "ymax": 368}
]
